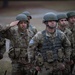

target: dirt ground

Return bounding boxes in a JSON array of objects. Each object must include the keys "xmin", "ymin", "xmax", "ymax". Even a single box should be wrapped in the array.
[{"xmin": 0, "ymin": 1, "xmax": 75, "ymax": 75}]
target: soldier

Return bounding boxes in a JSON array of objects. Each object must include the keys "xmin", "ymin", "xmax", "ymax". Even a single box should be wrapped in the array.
[
  {"xmin": 9, "ymin": 11, "xmax": 37, "ymax": 54},
  {"xmin": 1, "ymin": 14, "xmax": 35, "ymax": 75},
  {"xmin": 28, "ymin": 13, "xmax": 71, "ymax": 75},
  {"xmin": 57, "ymin": 13, "xmax": 72, "ymax": 75},
  {"xmin": 0, "ymin": 25, "xmax": 6, "ymax": 60},
  {"xmin": 67, "ymin": 11, "xmax": 75, "ymax": 75},
  {"xmin": 67, "ymin": 11, "xmax": 75, "ymax": 31},
  {"xmin": 57, "ymin": 13, "xmax": 72, "ymax": 41},
  {"xmin": 22, "ymin": 11, "xmax": 37, "ymax": 35}
]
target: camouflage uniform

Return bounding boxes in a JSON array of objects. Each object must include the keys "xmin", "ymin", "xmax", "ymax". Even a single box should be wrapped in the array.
[
  {"xmin": 57, "ymin": 13, "xmax": 72, "ymax": 75},
  {"xmin": 67, "ymin": 11, "xmax": 75, "ymax": 75},
  {"xmin": 1, "ymin": 14, "xmax": 35, "ymax": 75},
  {"xmin": 22, "ymin": 11, "xmax": 37, "ymax": 35},
  {"xmin": 0, "ymin": 25, "xmax": 6, "ymax": 60},
  {"xmin": 57, "ymin": 13, "xmax": 72, "ymax": 41},
  {"xmin": 28, "ymin": 13, "xmax": 71, "ymax": 75},
  {"xmin": 29, "ymin": 24, "xmax": 37, "ymax": 36},
  {"xmin": 72, "ymin": 65, "xmax": 75, "ymax": 75}
]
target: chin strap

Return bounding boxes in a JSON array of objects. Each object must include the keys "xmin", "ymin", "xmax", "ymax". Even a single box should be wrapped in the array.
[{"xmin": 46, "ymin": 24, "xmax": 56, "ymax": 29}]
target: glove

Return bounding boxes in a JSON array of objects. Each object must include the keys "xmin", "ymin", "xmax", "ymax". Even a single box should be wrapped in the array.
[{"xmin": 0, "ymin": 53, "xmax": 3, "ymax": 60}]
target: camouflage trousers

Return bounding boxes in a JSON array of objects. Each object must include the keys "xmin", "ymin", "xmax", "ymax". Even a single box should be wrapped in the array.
[
  {"xmin": 70, "ymin": 49, "xmax": 75, "ymax": 74},
  {"xmin": 37, "ymin": 61, "xmax": 70, "ymax": 75},
  {"xmin": 11, "ymin": 62, "xmax": 32, "ymax": 75},
  {"xmin": 72, "ymin": 64, "xmax": 75, "ymax": 75}
]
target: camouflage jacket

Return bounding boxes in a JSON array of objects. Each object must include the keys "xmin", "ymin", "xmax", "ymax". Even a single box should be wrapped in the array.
[
  {"xmin": 0, "ymin": 25, "xmax": 6, "ymax": 55},
  {"xmin": 28, "ymin": 29, "xmax": 71, "ymax": 63},
  {"xmin": 57, "ymin": 27, "xmax": 72, "ymax": 44},
  {"xmin": 29, "ymin": 24, "xmax": 37, "ymax": 35},
  {"xmin": 1, "ymin": 25, "xmax": 35, "ymax": 63},
  {"xmin": 68, "ymin": 23, "xmax": 75, "ymax": 57}
]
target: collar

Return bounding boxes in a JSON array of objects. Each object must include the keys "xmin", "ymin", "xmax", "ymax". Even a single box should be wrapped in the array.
[
  {"xmin": 18, "ymin": 29, "xmax": 28, "ymax": 35},
  {"xmin": 46, "ymin": 29, "xmax": 57, "ymax": 38}
]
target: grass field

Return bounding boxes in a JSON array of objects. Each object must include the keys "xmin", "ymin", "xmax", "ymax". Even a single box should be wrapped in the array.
[{"xmin": 0, "ymin": 1, "xmax": 75, "ymax": 75}]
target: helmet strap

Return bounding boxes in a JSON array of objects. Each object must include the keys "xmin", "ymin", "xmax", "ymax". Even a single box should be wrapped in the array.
[{"xmin": 45, "ymin": 22, "xmax": 56, "ymax": 29}]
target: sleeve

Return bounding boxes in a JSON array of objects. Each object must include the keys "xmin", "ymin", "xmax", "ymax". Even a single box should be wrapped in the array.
[
  {"xmin": 32, "ymin": 26, "xmax": 37, "ymax": 35},
  {"xmin": 27, "ymin": 31, "xmax": 42, "ymax": 63},
  {"xmin": 4, "ymin": 28, "xmax": 13, "ymax": 39},
  {"xmin": 62, "ymin": 33, "xmax": 71, "ymax": 61},
  {"xmin": 0, "ymin": 25, "xmax": 6, "ymax": 59},
  {"xmin": 1, "ymin": 25, "xmax": 15, "ymax": 40}
]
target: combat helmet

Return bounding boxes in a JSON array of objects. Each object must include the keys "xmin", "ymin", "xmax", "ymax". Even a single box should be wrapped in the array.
[
  {"xmin": 22, "ymin": 11, "xmax": 32, "ymax": 19},
  {"xmin": 16, "ymin": 14, "xmax": 29, "ymax": 28},
  {"xmin": 16, "ymin": 14, "xmax": 28, "ymax": 22},
  {"xmin": 67, "ymin": 11, "xmax": 75, "ymax": 18},
  {"xmin": 43, "ymin": 13, "xmax": 58, "ymax": 23},
  {"xmin": 57, "ymin": 13, "xmax": 67, "ymax": 20}
]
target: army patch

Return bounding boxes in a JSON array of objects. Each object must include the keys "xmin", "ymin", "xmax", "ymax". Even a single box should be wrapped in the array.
[{"xmin": 29, "ymin": 40, "xmax": 34, "ymax": 45}]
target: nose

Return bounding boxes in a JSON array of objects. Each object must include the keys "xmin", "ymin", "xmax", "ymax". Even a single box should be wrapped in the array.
[
  {"xmin": 63, "ymin": 21, "xmax": 66, "ymax": 24},
  {"xmin": 22, "ymin": 22, "xmax": 26, "ymax": 26}
]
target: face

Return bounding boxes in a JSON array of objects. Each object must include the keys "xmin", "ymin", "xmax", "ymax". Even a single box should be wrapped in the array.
[
  {"xmin": 27, "ymin": 16, "xmax": 31, "ymax": 23},
  {"xmin": 18, "ymin": 20, "xmax": 28, "ymax": 30},
  {"xmin": 68, "ymin": 16, "xmax": 75, "ymax": 24},
  {"xmin": 58, "ymin": 18, "xmax": 68, "ymax": 27},
  {"xmin": 47, "ymin": 20, "xmax": 57, "ymax": 28}
]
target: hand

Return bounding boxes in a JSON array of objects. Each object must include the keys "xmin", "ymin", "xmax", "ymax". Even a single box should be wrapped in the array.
[
  {"xmin": 57, "ymin": 63, "xmax": 65, "ymax": 71},
  {"xmin": 70, "ymin": 60, "xmax": 74, "ymax": 65},
  {"xmin": 35, "ymin": 66, "xmax": 41, "ymax": 71},
  {"xmin": 10, "ymin": 20, "xmax": 19, "ymax": 27}
]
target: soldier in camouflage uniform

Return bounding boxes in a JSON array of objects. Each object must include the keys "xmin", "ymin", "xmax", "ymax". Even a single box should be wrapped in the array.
[
  {"xmin": 28, "ymin": 13, "xmax": 71, "ymax": 75},
  {"xmin": 57, "ymin": 13, "xmax": 72, "ymax": 75},
  {"xmin": 22, "ymin": 11, "xmax": 37, "ymax": 35},
  {"xmin": 9, "ymin": 11, "xmax": 37, "ymax": 57},
  {"xmin": 57, "ymin": 13, "xmax": 72, "ymax": 41},
  {"xmin": 1, "ymin": 14, "xmax": 35, "ymax": 75},
  {"xmin": 67, "ymin": 11, "xmax": 75, "ymax": 75},
  {"xmin": 0, "ymin": 25, "xmax": 6, "ymax": 60}
]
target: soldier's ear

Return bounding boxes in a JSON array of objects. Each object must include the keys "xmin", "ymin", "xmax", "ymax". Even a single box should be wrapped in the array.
[{"xmin": 44, "ymin": 22, "xmax": 48, "ymax": 25}]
